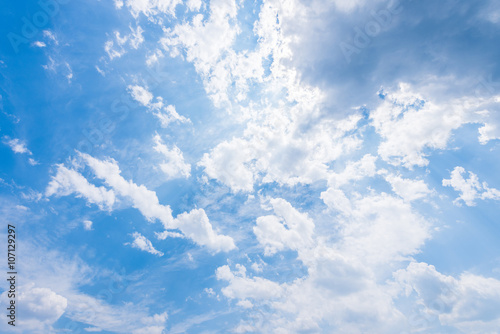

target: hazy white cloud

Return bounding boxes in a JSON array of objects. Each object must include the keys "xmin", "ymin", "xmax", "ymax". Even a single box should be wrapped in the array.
[
  {"xmin": 170, "ymin": 208, "xmax": 236, "ymax": 253},
  {"xmin": 384, "ymin": 174, "xmax": 433, "ymax": 202},
  {"xmin": 128, "ymin": 86, "xmax": 190, "ymax": 127},
  {"xmin": 124, "ymin": 0, "xmax": 182, "ymax": 19},
  {"xmin": 28, "ymin": 158, "xmax": 40, "ymax": 166},
  {"xmin": 42, "ymin": 30, "xmax": 58, "ymax": 44},
  {"xmin": 217, "ymin": 192, "xmax": 428, "ymax": 332},
  {"xmin": 127, "ymin": 232, "xmax": 164, "ymax": 256},
  {"xmin": 153, "ymin": 134, "xmax": 191, "ymax": 179},
  {"xmin": 105, "ymin": 25, "xmax": 144, "ymax": 60},
  {"xmin": 395, "ymin": 261, "xmax": 500, "ymax": 333},
  {"xmin": 254, "ymin": 198, "xmax": 314, "ymax": 256},
  {"xmin": 2, "ymin": 136, "xmax": 32, "ymax": 155},
  {"xmin": 153, "ymin": 103, "xmax": 191, "ymax": 128},
  {"xmin": 83, "ymin": 220, "xmax": 93, "ymax": 230},
  {"xmin": 128, "ymin": 85, "xmax": 153, "ymax": 106},
  {"xmin": 0, "ymin": 283, "xmax": 67, "ymax": 333},
  {"xmin": 186, "ymin": 0, "xmax": 202, "ymax": 12},
  {"xmin": 80, "ymin": 153, "xmax": 235, "ymax": 252},
  {"xmin": 216, "ymin": 264, "xmax": 283, "ymax": 301},
  {"xmin": 372, "ymin": 84, "xmax": 500, "ymax": 168},
  {"xmin": 32, "ymin": 41, "xmax": 46, "ymax": 48},
  {"xmin": 442, "ymin": 166, "xmax": 500, "ymax": 206},
  {"xmin": 114, "ymin": 0, "xmax": 124, "ymax": 9},
  {"xmin": 45, "ymin": 164, "xmax": 116, "ymax": 211},
  {"xmin": 372, "ymin": 84, "xmax": 469, "ymax": 168},
  {"xmin": 328, "ymin": 154, "xmax": 378, "ymax": 188},
  {"xmin": 160, "ymin": 0, "xmax": 243, "ymax": 107}
]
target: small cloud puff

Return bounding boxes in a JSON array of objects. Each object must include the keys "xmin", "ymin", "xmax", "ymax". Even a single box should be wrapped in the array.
[{"xmin": 126, "ymin": 232, "xmax": 164, "ymax": 256}]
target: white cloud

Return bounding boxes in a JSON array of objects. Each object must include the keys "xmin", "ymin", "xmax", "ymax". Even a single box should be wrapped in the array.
[
  {"xmin": 371, "ymin": 84, "xmax": 469, "ymax": 168},
  {"xmin": 160, "ymin": 0, "xmax": 243, "ymax": 107},
  {"xmin": 171, "ymin": 208, "xmax": 236, "ymax": 253},
  {"xmin": 104, "ymin": 40, "xmax": 125, "ymax": 60},
  {"xmin": 254, "ymin": 198, "xmax": 314, "ymax": 256},
  {"xmin": 199, "ymin": 112, "xmax": 362, "ymax": 192},
  {"xmin": 384, "ymin": 174, "xmax": 432, "ymax": 202},
  {"xmin": 372, "ymin": 84, "xmax": 500, "ymax": 168},
  {"xmin": 215, "ymin": 192, "xmax": 431, "ymax": 332},
  {"xmin": 395, "ymin": 261, "xmax": 500, "ymax": 333},
  {"xmin": 43, "ymin": 30, "xmax": 58, "ymax": 44},
  {"xmin": 83, "ymin": 220, "xmax": 93, "ymax": 230},
  {"xmin": 79, "ymin": 152, "xmax": 235, "ymax": 252},
  {"xmin": 153, "ymin": 104, "xmax": 190, "ymax": 128},
  {"xmin": 45, "ymin": 164, "xmax": 116, "ymax": 211},
  {"xmin": 65, "ymin": 62, "xmax": 73, "ymax": 83},
  {"xmin": 113, "ymin": 0, "xmax": 124, "ymax": 9},
  {"xmin": 29, "ymin": 158, "xmax": 40, "ymax": 166},
  {"xmin": 0, "ymin": 283, "xmax": 67, "ymax": 333},
  {"xmin": 442, "ymin": 166, "xmax": 500, "ymax": 206},
  {"xmin": 104, "ymin": 26, "xmax": 144, "ymax": 60},
  {"xmin": 216, "ymin": 264, "xmax": 283, "ymax": 300},
  {"xmin": 146, "ymin": 49, "xmax": 164, "ymax": 66},
  {"xmin": 95, "ymin": 65, "xmax": 105, "ymax": 76},
  {"xmin": 32, "ymin": 41, "xmax": 46, "ymax": 48},
  {"xmin": 128, "ymin": 86, "xmax": 190, "ymax": 127},
  {"xmin": 2, "ymin": 240, "xmax": 168, "ymax": 334},
  {"xmin": 186, "ymin": 0, "xmax": 202, "ymax": 12},
  {"xmin": 153, "ymin": 134, "xmax": 191, "ymax": 179},
  {"xmin": 128, "ymin": 85, "xmax": 153, "ymax": 106},
  {"xmin": 2, "ymin": 136, "xmax": 32, "ymax": 155},
  {"xmin": 126, "ymin": 232, "xmax": 164, "ymax": 256},
  {"xmin": 124, "ymin": 0, "xmax": 183, "ymax": 19},
  {"xmin": 328, "ymin": 154, "xmax": 378, "ymax": 187},
  {"xmin": 337, "ymin": 193, "xmax": 430, "ymax": 265}
]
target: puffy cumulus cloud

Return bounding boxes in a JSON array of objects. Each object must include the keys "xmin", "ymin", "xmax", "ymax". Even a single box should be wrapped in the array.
[
  {"xmin": 198, "ymin": 138, "xmax": 255, "ymax": 192},
  {"xmin": 394, "ymin": 262, "xmax": 500, "ymax": 333},
  {"xmin": 199, "ymin": 111, "xmax": 363, "ymax": 192},
  {"xmin": 167, "ymin": 0, "xmax": 368, "ymax": 193},
  {"xmin": 254, "ymin": 198, "xmax": 314, "ymax": 256},
  {"xmin": 153, "ymin": 134, "xmax": 191, "ymax": 179},
  {"xmin": 79, "ymin": 153, "xmax": 235, "ymax": 252},
  {"xmin": 371, "ymin": 84, "xmax": 500, "ymax": 168},
  {"xmin": 0, "ymin": 284, "xmax": 67, "ymax": 333},
  {"xmin": 45, "ymin": 164, "xmax": 116, "ymax": 211},
  {"xmin": 327, "ymin": 154, "xmax": 378, "ymax": 188},
  {"xmin": 2, "ymin": 136, "xmax": 32, "ymax": 155},
  {"xmin": 334, "ymin": 193, "xmax": 430, "ymax": 265},
  {"xmin": 104, "ymin": 25, "xmax": 144, "ymax": 60},
  {"xmin": 126, "ymin": 232, "xmax": 164, "ymax": 256},
  {"xmin": 169, "ymin": 208, "xmax": 236, "ymax": 253},
  {"xmin": 128, "ymin": 85, "xmax": 190, "ymax": 127},
  {"xmin": 216, "ymin": 195, "xmax": 429, "ymax": 332},
  {"xmin": 128, "ymin": 84, "xmax": 153, "ymax": 106},
  {"xmin": 384, "ymin": 173, "xmax": 433, "ymax": 202},
  {"xmin": 442, "ymin": 166, "xmax": 500, "ymax": 206}
]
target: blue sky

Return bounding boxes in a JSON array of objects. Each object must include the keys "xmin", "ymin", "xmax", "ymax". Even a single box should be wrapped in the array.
[{"xmin": 1, "ymin": 0, "xmax": 500, "ymax": 333}]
